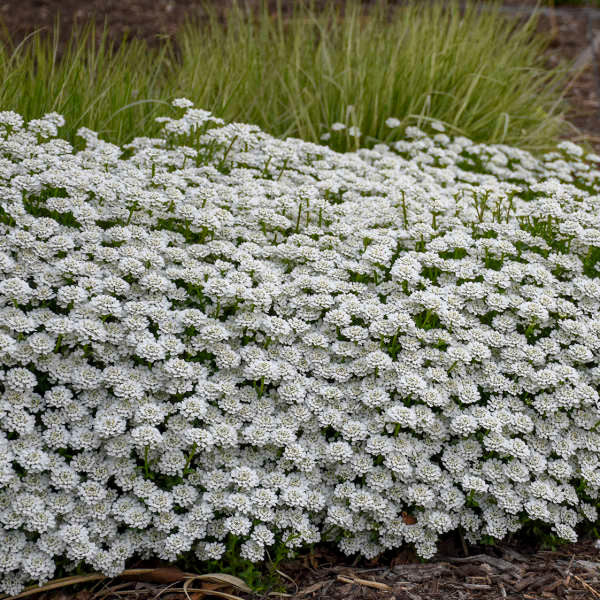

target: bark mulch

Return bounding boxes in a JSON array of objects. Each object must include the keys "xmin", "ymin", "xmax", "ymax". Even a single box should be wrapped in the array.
[
  {"xmin": 14, "ymin": 535, "xmax": 600, "ymax": 600},
  {"xmin": 272, "ymin": 537, "xmax": 600, "ymax": 600}
]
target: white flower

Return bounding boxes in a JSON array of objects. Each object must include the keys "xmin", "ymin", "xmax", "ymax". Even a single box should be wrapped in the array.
[
  {"xmin": 0, "ymin": 103, "xmax": 599, "ymax": 590},
  {"xmin": 195, "ymin": 542, "xmax": 226, "ymax": 561},
  {"xmin": 386, "ymin": 404, "xmax": 417, "ymax": 430},
  {"xmin": 557, "ymin": 141, "xmax": 584, "ymax": 158},
  {"xmin": 131, "ymin": 425, "xmax": 163, "ymax": 449},
  {"xmin": 230, "ymin": 466, "xmax": 260, "ymax": 489},
  {"xmin": 450, "ymin": 414, "xmax": 479, "ymax": 437},
  {"xmin": 0, "ymin": 277, "xmax": 33, "ymax": 304},
  {"xmin": 240, "ymin": 539, "xmax": 265, "ymax": 561},
  {"xmin": 224, "ymin": 514, "xmax": 252, "ymax": 536},
  {"xmin": 172, "ymin": 98, "xmax": 195, "ymax": 109},
  {"xmin": 135, "ymin": 403, "xmax": 167, "ymax": 426}
]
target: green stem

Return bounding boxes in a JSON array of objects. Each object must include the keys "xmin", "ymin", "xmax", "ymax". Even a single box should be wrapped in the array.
[
  {"xmin": 219, "ymin": 135, "xmax": 238, "ymax": 169},
  {"xmin": 126, "ymin": 205, "xmax": 136, "ymax": 226},
  {"xmin": 295, "ymin": 203, "xmax": 302, "ymax": 233},
  {"xmin": 263, "ymin": 156, "xmax": 272, "ymax": 176},
  {"xmin": 184, "ymin": 442, "xmax": 197, "ymax": 474},
  {"xmin": 277, "ymin": 158, "xmax": 288, "ymax": 181},
  {"xmin": 422, "ymin": 309, "xmax": 432, "ymax": 328},
  {"xmin": 401, "ymin": 190, "xmax": 408, "ymax": 228},
  {"xmin": 144, "ymin": 446, "xmax": 150, "ymax": 479},
  {"xmin": 391, "ymin": 329, "xmax": 399, "ymax": 348}
]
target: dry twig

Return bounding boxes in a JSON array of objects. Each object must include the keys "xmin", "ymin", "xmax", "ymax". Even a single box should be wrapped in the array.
[
  {"xmin": 573, "ymin": 574, "xmax": 600, "ymax": 599},
  {"xmin": 336, "ymin": 574, "xmax": 392, "ymax": 591}
]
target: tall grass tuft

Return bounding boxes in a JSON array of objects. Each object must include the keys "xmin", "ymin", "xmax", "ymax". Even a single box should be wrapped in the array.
[
  {"xmin": 0, "ymin": 0, "xmax": 579, "ymax": 153},
  {"xmin": 0, "ymin": 20, "xmax": 172, "ymax": 149},
  {"xmin": 175, "ymin": 0, "xmax": 574, "ymax": 153}
]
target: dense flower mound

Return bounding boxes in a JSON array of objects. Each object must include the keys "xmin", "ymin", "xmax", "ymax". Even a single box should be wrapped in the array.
[{"xmin": 1, "ymin": 100, "xmax": 600, "ymax": 594}]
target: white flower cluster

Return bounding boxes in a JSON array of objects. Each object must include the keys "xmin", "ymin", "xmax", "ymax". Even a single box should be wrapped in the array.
[{"xmin": 0, "ymin": 100, "xmax": 600, "ymax": 593}]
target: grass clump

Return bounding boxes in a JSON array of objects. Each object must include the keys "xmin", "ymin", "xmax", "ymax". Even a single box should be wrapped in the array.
[
  {"xmin": 176, "ymin": 0, "xmax": 573, "ymax": 154},
  {"xmin": 0, "ymin": 0, "xmax": 578, "ymax": 154},
  {"xmin": 0, "ymin": 21, "xmax": 171, "ymax": 150}
]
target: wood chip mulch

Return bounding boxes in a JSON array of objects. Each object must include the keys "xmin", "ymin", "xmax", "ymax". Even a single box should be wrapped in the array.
[
  {"xmin": 268, "ymin": 537, "xmax": 600, "ymax": 600},
  {"xmin": 11, "ymin": 536, "xmax": 599, "ymax": 600}
]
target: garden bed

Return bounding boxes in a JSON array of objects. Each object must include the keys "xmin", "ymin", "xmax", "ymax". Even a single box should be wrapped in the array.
[{"xmin": 1, "ymin": 3, "xmax": 600, "ymax": 600}]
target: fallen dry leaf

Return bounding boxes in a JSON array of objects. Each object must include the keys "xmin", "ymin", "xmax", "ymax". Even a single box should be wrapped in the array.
[
  {"xmin": 179, "ymin": 587, "xmax": 246, "ymax": 600},
  {"xmin": 296, "ymin": 580, "xmax": 330, "ymax": 596},
  {"xmin": 401, "ymin": 511, "xmax": 418, "ymax": 525},
  {"xmin": 183, "ymin": 574, "xmax": 252, "ymax": 594},
  {"xmin": 133, "ymin": 567, "xmax": 190, "ymax": 584}
]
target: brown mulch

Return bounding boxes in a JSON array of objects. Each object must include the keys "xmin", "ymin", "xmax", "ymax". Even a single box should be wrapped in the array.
[
  {"xmin": 271, "ymin": 537, "xmax": 600, "ymax": 600},
  {"xmin": 16, "ymin": 535, "xmax": 600, "ymax": 600},
  {"xmin": 0, "ymin": 0, "xmax": 599, "ymax": 151}
]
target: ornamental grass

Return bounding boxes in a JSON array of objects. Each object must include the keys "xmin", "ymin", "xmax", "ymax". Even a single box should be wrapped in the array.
[{"xmin": 0, "ymin": 0, "xmax": 577, "ymax": 154}]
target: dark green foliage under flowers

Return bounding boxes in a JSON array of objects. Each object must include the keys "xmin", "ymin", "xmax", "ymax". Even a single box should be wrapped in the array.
[{"xmin": 174, "ymin": 535, "xmax": 297, "ymax": 594}]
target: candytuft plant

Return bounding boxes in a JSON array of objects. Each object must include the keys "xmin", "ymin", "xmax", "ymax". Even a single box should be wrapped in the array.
[{"xmin": 0, "ymin": 102, "xmax": 599, "ymax": 594}]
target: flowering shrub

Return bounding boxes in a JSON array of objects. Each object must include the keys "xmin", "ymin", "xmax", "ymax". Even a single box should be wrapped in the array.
[{"xmin": 0, "ymin": 100, "xmax": 600, "ymax": 594}]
